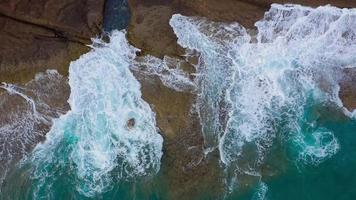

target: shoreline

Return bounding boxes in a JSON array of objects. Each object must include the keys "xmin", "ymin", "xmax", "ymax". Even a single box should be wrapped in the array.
[{"xmin": 1, "ymin": 0, "xmax": 356, "ymax": 199}]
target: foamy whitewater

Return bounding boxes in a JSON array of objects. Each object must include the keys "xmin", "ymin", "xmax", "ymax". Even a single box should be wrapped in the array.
[
  {"xmin": 1, "ymin": 3, "xmax": 356, "ymax": 200},
  {"xmin": 169, "ymin": 3, "xmax": 356, "ymax": 188},
  {"xmin": 0, "ymin": 70, "xmax": 68, "ymax": 187},
  {"xmin": 1, "ymin": 31, "xmax": 163, "ymax": 198}
]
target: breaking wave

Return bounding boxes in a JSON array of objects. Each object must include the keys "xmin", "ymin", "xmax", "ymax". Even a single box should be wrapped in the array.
[
  {"xmin": 2, "ymin": 31, "xmax": 163, "ymax": 198},
  {"xmin": 169, "ymin": 3, "xmax": 356, "ymax": 182},
  {"xmin": 1, "ymin": 3, "xmax": 356, "ymax": 199}
]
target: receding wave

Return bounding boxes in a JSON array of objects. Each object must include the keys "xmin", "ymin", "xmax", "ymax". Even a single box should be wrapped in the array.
[
  {"xmin": 1, "ymin": 3, "xmax": 356, "ymax": 199},
  {"xmin": 2, "ymin": 31, "xmax": 163, "ymax": 198},
  {"xmin": 0, "ymin": 70, "xmax": 69, "ymax": 187},
  {"xmin": 169, "ymin": 3, "xmax": 356, "ymax": 184}
]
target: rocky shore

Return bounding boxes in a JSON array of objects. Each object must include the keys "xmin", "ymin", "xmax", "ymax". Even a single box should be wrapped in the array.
[
  {"xmin": 1, "ymin": 0, "xmax": 356, "ymax": 199},
  {"xmin": 0, "ymin": 0, "xmax": 104, "ymax": 83},
  {"xmin": 1, "ymin": 0, "xmax": 355, "ymax": 105}
]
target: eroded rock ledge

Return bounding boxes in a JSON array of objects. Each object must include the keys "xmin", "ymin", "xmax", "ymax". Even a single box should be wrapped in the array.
[
  {"xmin": 127, "ymin": 0, "xmax": 356, "ymax": 112},
  {"xmin": 0, "ymin": 0, "xmax": 105, "ymax": 83},
  {"xmin": 0, "ymin": 1, "xmax": 355, "ymax": 199}
]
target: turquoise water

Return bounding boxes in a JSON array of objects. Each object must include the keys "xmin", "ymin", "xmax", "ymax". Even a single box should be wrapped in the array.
[
  {"xmin": 170, "ymin": 4, "xmax": 356, "ymax": 199},
  {"xmin": 233, "ymin": 110, "xmax": 356, "ymax": 200},
  {"xmin": 1, "ymin": 3, "xmax": 356, "ymax": 200},
  {"xmin": 1, "ymin": 31, "xmax": 164, "ymax": 199}
]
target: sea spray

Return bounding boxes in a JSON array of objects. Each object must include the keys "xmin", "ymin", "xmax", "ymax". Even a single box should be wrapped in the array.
[
  {"xmin": 169, "ymin": 3, "xmax": 356, "ymax": 189},
  {"xmin": 3, "ymin": 31, "xmax": 163, "ymax": 198}
]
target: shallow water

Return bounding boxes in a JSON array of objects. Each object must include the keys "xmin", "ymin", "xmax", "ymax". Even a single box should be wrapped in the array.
[
  {"xmin": 104, "ymin": 0, "xmax": 130, "ymax": 32},
  {"xmin": 168, "ymin": 4, "xmax": 356, "ymax": 199},
  {"xmin": 1, "ymin": 3, "xmax": 356, "ymax": 200},
  {"xmin": 1, "ymin": 31, "xmax": 163, "ymax": 199}
]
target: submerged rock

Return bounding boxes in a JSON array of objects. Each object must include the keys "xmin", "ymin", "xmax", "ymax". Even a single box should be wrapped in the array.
[
  {"xmin": 104, "ymin": 0, "xmax": 131, "ymax": 32},
  {"xmin": 339, "ymin": 68, "xmax": 356, "ymax": 111}
]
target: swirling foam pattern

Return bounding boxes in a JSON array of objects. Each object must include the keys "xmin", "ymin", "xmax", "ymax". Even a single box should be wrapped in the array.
[
  {"xmin": 15, "ymin": 31, "xmax": 163, "ymax": 198},
  {"xmin": 170, "ymin": 4, "xmax": 356, "ymax": 173}
]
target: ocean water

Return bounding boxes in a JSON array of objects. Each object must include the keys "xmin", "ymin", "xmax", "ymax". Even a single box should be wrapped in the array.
[
  {"xmin": 0, "ymin": 70, "xmax": 69, "ymax": 186},
  {"xmin": 1, "ymin": 31, "xmax": 163, "ymax": 199},
  {"xmin": 104, "ymin": 0, "xmax": 130, "ymax": 32},
  {"xmin": 1, "ymin": 3, "xmax": 356, "ymax": 200},
  {"xmin": 169, "ymin": 4, "xmax": 356, "ymax": 199}
]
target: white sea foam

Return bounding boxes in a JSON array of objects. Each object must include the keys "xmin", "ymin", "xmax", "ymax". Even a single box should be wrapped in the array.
[
  {"xmin": 1, "ymin": 83, "xmax": 38, "ymax": 116},
  {"xmin": 170, "ymin": 14, "xmax": 251, "ymax": 151},
  {"xmin": 23, "ymin": 31, "xmax": 163, "ymax": 197},
  {"xmin": 170, "ymin": 4, "xmax": 356, "ymax": 175},
  {"xmin": 294, "ymin": 128, "xmax": 339, "ymax": 165},
  {"xmin": 0, "ymin": 70, "xmax": 68, "ymax": 188},
  {"xmin": 252, "ymin": 182, "xmax": 268, "ymax": 200},
  {"xmin": 133, "ymin": 55, "xmax": 196, "ymax": 92}
]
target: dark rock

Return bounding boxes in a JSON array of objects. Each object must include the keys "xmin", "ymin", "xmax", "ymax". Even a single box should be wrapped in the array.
[
  {"xmin": 0, "ymin": 0, "xmax": 104, "ymax": 41},
  {"xmin": 339, "ymin": 68, "xmax": 356, "ymax": 111},
  {"xmin": 126, "ymin": 0, "xmax": 356, "ymax": 198},
  {"xmin": 0, "ymin": 0, "xmax": 105, "ymax": 83},
  {"xmin": 126, "ymin": 118, "xmax": 136, "ymax": 129},
  {"xmin": 127, "ymin": 0, "xmax": 356, "ymax": 58}
]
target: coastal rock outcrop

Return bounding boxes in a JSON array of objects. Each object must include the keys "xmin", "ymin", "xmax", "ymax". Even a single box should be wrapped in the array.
[
  {"xmin": 0, "ymin": 0, "xmax": 105, "ymax": 83},
  {"xmin": 127, "ymin": 1, "xmax": 356, "ymax": 197},
  {"xmin": 128, "ymin": 0, "xmax": 356, "ymax": 114},
  {"xmin": 0, "ymin": 0, "xmax": 356, "ymax": 199}
]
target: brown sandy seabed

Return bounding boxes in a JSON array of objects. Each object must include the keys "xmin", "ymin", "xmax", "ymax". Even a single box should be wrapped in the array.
[{"xmin": 1, "ymin": 0, "xmax": 356, "ymax": 199}]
